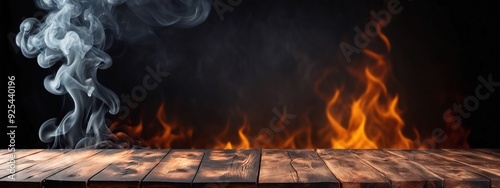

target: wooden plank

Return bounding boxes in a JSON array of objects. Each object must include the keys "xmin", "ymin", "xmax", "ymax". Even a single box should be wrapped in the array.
[
  {"xmin": 0, "ymin": 149, "xmax": 44, "ymax": 164},
  {"xmin": 142, "ymin": 149, "xmax": 204, "ymax": 188},
  {"xmin": 350, "ymin": 150, "xmax": 442, "ymax": 187},
  {"xmin": 435, "ymin": 149, "xmax": 500, "ymax": 170},
  {"xmin": 2, "ymin": 149, "xmax": 498, "ymax": 188},
  {"xmin": 193, "ymin": 149, "xmax": 260, "ymax": 188},
  {"xmin": 258, "ymin": 149, "xmax": 297, "ymax": 185},
  {"xmin": 0, "ymin": 149, "xmax": 102, "ymax": 188},
  {"xmin": 476, "ymin": 149, "xmax": 500, "ymax": 156},
  {"xmin": 288, "ymin": 149, "xmax": 339, "ymax": 187},
  {"xmin": 0, "ymin": 150, "xmax": 10, "ymax": 155},
  {"xmin": 443, "ymin": 149, "xmax": 500, "ymax": 162},
  {"xmin": 388, "ymin": 150, "xmax": 490, "ymax": 188},
  {"xmin": 0, "ymin": 149, "xmax": 69, "ymax": 179},
  {"xmin": 44, "ymin": 149, "xmax": 130, "ymax": 188},
  {"xmin": 259, "ymin": 149, "xmax": 339, "ymax": 187},
  {"xmin": 426, "ymin": 150, "xmax": 500, "ymax": 188},
  {"xmin": 317, "ymin": 149, "xmax": 390, "ymax": 188},
  {"xmin": 89, "ymin": 149, "xmax": 168, "ymax": 188}
]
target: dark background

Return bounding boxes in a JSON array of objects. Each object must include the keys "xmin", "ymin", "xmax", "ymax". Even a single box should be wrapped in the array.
[{"xmin": 2, "ymin": 0, "xmax": 499, "ymax": 148}]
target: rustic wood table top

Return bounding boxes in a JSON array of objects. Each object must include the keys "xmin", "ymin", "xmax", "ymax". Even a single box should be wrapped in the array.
[{"xmin": 0, "ymin": 149, "xmax": 499, "ymax": 188}]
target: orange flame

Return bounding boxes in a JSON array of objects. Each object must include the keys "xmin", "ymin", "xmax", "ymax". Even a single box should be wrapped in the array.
[
  {"xmin": 321, "ymin": 32, "xmax": 412, "ymax": 149},
  {"xmin": 111, "ymin": 26, "xmax": 468, "ymax": 149},
  {"xmin": 214, "ymin": 116, "xmax": 251, "ymax": 149},
  {"xmin": 110, "ymin": 103, "xmax": 192, "ymax": 148}
]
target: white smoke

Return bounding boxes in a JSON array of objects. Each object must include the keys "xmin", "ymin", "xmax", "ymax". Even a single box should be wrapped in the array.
[{"xmin": 16, "ymin": 0, "xmax": 211, "ymax": 148}]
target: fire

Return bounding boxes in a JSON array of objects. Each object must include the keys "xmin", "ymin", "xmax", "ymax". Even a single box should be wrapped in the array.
[
  {"xmin": 209, "ymin": 29, "xmax": 414, "ymax": 149},
  {"xmin": 110, "ymin": 27, "xmax": 468, "ymax": 149},
  {"xmin": 111, "ymin": 31, "xmax": 414, "ymax": 149},
  {"xmin": 110, "ymin": 103, "xmax": 192, "ymax": 148},
  {"xmin": 321, "ymin": 32, "xmax": 413, "ymax": 149},
  {"xmin": 214, "ymin": 116, "xmax": 251, "ymax": 149}
]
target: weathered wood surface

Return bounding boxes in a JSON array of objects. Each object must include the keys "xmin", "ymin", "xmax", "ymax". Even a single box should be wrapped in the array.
[
  {"xmin": 443, "ymin": 149, "xmax": 500, "ymax": 162},
  {"xmin": 476, "ymin": 149, "xmax": 500, "ymax": 156},
  {"xmin": 0, "ymin": 149, "xmax": 102, "ymax": 188},
  {"xmin": 426, "ymin": 149, "xmax": 500, "ymax": 188},
  {"xmin": 0, "ymin": 150, "xmax": 11, "ymax": 155},
  {"xmin": 388, "ymin": 150, "xmax": 490, "ymax": 188},
  {"xmin": 44, "ymin": 149, "xmax": 129, "ymax": 188},
  {"xmin": 1, "ymin": 149, "xmax": 499, "ymax": 188},
  {"xmin": 350, "ymin": 150, "xmax": 442, "ymax": 187},
  {"xmin": 142, "ymin": 149, "xmax": 204, "ymax": 188},
  {"xmin": 0, "ymin": 149, "xmax": 43, "ymax": 165},
  {"xmin": 259, "ymin": 149, "xmax": 339, "ymax": 187},
  {"xmin": 259, "ymin": 149, "xmax": 296, "ymax": 184},
  {"xmin": 317, "ymin": 149, "xmax": 390, "ymax": 188},
  {"xmin": 0, "ymin": 149, "xmax": 69, "ymax": 179},
  {"xmin": 193, "ymin": 149, "xmax": 261, "ymax": 187},
  {"xmin": 89, "ymin": 149, "xmax": 169, "ymax": 188}
]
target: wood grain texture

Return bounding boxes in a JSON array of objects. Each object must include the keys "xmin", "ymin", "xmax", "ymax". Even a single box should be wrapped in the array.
[
  {"xmin": 0, "ymin": 150, "xmax": 10, "ymax": 155},
  {"xmin": 142, "ymin": 149, "xmax": 204, "ymax": 188},
  {"xmin": 193, "ymin": 149, "xmax": 260, "ymax": 188},
  {"xmin": 317, "ymin": 149, "xmax": 390, "ymax": 188},
  {"xmin": 427, "ymin": 150, "xmax": 500, "ymax": 188},
  {"xmin": 350, "ymin": 150, "xmax": 442, "ymax": 188},
  {"xmin": 433, "ymin": 149, "xmax": 500, "ymax": 172},
  {"xmin": 89, "ymin": 149, "xmax": 168, "ymax": 188},
  {"xmin": 443, "ymin": 149, "xmax": 500, "ymax": 162},
  {"xmin": 288, "ymin": 149, "xmax": 339, "ymax": 186},
  {"xmin": 388, "ymin": 150, "xmax": 490, "ymax": 188},
  {"xmin": 0, "ymin": 149, "xmax": 102, "ymax": 188},
  {"xmin": 0, "ymin": 149, "xmax": 43, "ymax": 165},
  {"xmin": 44, "ymin": 149, "xmax": 130, "ymax": 188},
  {"xmin": 258, "ymin": 149, "xmax": 297, "ymax": 185},
  {"xmin": 476, "ymin": 149, "xmax": 500, "ymax": 157},
  {"xmin": 259, "ymin": 149, "xmax": 339, "ymax": 187},
  {"xmin": 0, "ymin": 149, "xmax": 69, "ymax": 179},
  {"xmin": 1, "ymin": 149, "xmax": 499, "ymax": 188}
]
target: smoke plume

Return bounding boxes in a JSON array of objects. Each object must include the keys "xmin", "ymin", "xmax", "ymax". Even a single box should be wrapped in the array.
[{"xmin": 16, "ymin": 0, "xmax": 210, "ymax": 148}]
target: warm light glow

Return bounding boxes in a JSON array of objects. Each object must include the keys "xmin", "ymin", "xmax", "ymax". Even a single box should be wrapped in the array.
[
  {"xmin": 110, "ymin": 103, "xmax": 192, "ymax": 148},
  {"xmin": 214, "ymin": 116, "xmax": 251, "ymax": 149},
  {"xmin": 152, "ymin": 103, "xmax": 193, "ymax": 148},
  {"xmin": 211, "ymin": 31, "xmax": 414, "ymax": 149},
  {"xmin": 111, "ymin": 29, "xmax": 468, "ymax": 149},
  {"xmin": 323, "ymin": 32, "xmax": 412, "ymax": 149}
]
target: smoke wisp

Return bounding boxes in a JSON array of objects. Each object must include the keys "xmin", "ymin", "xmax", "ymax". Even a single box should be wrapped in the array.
[{"xmin": 16, "ymin": 0, "xmax": 210, "ymax": 148}]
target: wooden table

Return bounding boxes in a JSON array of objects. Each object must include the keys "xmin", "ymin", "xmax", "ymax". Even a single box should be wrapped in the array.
[{"xmin": 0, "ymin": 149, "xmax": 499, "ymax": 188}]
